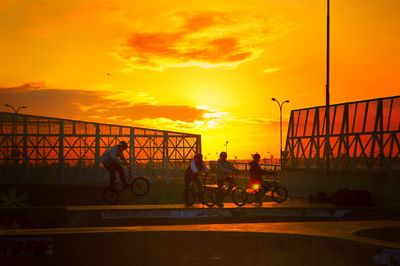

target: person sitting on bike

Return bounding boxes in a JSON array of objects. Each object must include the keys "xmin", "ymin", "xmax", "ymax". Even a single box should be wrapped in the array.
[
  {"xmin": 216, "ymin": 151, "xmax": 238, "ymax": 207},
  {"xmin": 184, "ymin": 153, "xmax": 209, "ymax": 207},
  {"xmin": 249, "ymin": 152, "xmax": 269, "ymax": 204},
  {"xmin": 101, "ymin": 141, "xmax": 129, "ymax": 190}
]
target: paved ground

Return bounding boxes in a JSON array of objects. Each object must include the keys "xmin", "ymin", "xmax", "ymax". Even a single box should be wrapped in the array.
[
  {"xmin": 2, "ymin": 189, "xmax": 399, "ymax": 265},
  {"xmin": 0, "ymin": 220, "xmax": 398, "ymax": 248}
]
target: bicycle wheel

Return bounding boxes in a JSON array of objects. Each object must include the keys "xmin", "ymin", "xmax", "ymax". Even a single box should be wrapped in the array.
[
  {"xmin": 203, "ymin": 187, "xmax": 216, "ymax": 207},
  {"xmin": 245, "ymin": 188, "xmax": 257, "ymax": 204},
  {"xmin": 103, "ymin": 187, "xmax": 120, "ymax": 205},
  {"xmin": 131, "ymin": 177, "xmax": 150, "ymax": 196},
  {"xmin": 232, "ymin": 187, "xmax": 247, "ymax": 206},
  {"xmin": 271, "ymin": 186, "xmax": 288, "ymax": 203}
]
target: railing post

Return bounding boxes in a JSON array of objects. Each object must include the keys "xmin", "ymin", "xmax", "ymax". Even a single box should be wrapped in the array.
[
  {"xmin": 196, "ymin": 135, "xmax": 202, "ymax": 154},
  {"xmin": 59, "ymin": 120, "xmax": 64, "ymax": 182},
  {"xmin": 95, "ymin": 124, "xmax": 100, "ymax": 179},
  {"xmin": 163, "ymin": 131, "xmax": 169, "ymax": 177},
  {"xmin": 23, "ymin": 116, "xmax": 28, "ymax": 180},
  {"xmin": 130, "ymin": 128, "xmax": 135, "ymax": 175}
]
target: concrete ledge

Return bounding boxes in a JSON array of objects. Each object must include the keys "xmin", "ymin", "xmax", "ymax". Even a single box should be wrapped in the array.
[
  {"xmin": 66, "ymin": 204, "xmax": 400, "ymax": 227},
  {"xmin": 2, "ymin": 203, "xmax": 399, "ymax": 229}
]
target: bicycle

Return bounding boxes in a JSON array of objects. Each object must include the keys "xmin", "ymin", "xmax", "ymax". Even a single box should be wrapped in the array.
[
  {"xmin": 203, "ymin": 174, "xmax": 247, "ymax": 207},
  {"xmin": 103, "ymin": 168, "xmax": 150, "ymax": 205},
  {"xmin": 244, "ymin": 174, "xmax": 288, "ymax": 204},
  {"xmin": 185, "ymin": 174, "xmax": 216, "ymax": 207}
]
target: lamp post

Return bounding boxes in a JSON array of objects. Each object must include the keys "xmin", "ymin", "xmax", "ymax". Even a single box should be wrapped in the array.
[
  {"xmin": 271, "ymin": 98, "xmax": 289, "ymax": 165},
  {"xmin": 5, "ymin": 104, "xmax": 27, "ymax": 115},
  {"xmin": 224, "ymin": 140, "xmax": 229, "ymax": 154},
  {"xmin": 325, "ymin": 0, "xmax": 331, "ymax": 177},
  {"xmin": 4, "ymin": 104, "xmax": 27, "ymax": 169}
]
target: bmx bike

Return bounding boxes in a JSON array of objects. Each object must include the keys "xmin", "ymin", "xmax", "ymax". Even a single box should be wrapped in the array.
[
  {"xmin": 185, "ymin": 174, "xmax": 217, "ymax": 207},
  {"xmin": 244, "ymin": 174, "xmax": 288, "ymax": 204},
  {"xmin": 197, "ymin": 174, "xmax": 247, "ymax": 207},
  {"xmin": 214, "ymin": 174, "xmax": 247, "ymax": 207},
  {"xmin": 103, "ymin": 169, "xmax": 150, "ymax": 205}
]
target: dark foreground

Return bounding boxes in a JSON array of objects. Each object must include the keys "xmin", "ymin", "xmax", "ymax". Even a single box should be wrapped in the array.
[{"xmin": 1, "ymin": 220, "xmax": 400, "ymax": 266}]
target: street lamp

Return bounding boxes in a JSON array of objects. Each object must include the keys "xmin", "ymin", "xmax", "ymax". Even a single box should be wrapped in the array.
[
  {"xmin": 4, "ymin": 104, "xmax": 27, "ymax": 172},
  {"xmin": 224, "ymin": 140, "xmax": 229, "ymax": 154},
  {"xmin": 5, "ymin": 104, "xmax": 27, "ymax": 114},
  {"xmin": 271, "ymin": 98, "xmax": 290, "ymax": 165},
  {"xmin": 325, "ymin": 0, "xmax": 331, "ymax": 177}
]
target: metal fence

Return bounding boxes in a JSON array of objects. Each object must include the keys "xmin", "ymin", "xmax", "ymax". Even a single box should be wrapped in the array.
[
  {"xmin": 0, "ymin": 112, "xmax": 201, "ymax": 183},
  {"xmin": 284, "ymin": 95, "xmax": 400, "ymax": 171}
]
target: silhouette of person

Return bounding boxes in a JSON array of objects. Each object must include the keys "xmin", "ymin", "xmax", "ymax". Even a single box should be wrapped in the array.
[
  {"xmin": 101, "ymin": 141, "xmax": 129, "ymax": 189},
  {"xmin": 249, "ymin": 153, "xmax": 269, "ymax": 204},
  {"xmin": 216, "ymin": 151, "xmax": 237, "ymax": 207},
  {"xmin": 183, "ymin": 153, "xmax": 209, "ymax": 207}
]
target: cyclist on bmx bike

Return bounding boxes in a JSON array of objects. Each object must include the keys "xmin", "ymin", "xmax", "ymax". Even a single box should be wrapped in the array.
[
  {"xmin": 248, "ymin": 153, "xmax": 288, "ymax": 205},
  {"xmin": 216, "ymin": 151, "xmax": 238, "ymax": 207},
  {"xmin": 101, "ymin": 140, "xmax": 130, "ymax": 190},
  {"xmin": 101, "ymin": 141, "xmax": 150, "ymax": 204},
  {"xmin": 184, "ymin": 153, "xmax": 210, "ymax": 207}
]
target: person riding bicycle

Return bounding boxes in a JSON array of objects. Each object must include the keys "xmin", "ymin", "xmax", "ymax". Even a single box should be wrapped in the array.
[
  {"xmin": 101, "ymin": 141, "xmax": 129, "ymax": 190},
  {"xmin": 216, "ymin": 151, "xmax": 238, "ymax": 207},
  {"xmin": 249, "ymin": 152, "xmax": 269, "ymax": 204},
  {"xmin": 184, "ymin": 153, "xmax": 209, "ymax": 207}
]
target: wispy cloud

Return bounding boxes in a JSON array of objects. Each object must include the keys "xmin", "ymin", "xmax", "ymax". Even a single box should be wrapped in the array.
[
  {"xmin": 0, "ymin": 83, "xmax": 226, "ymax": 131},
  {"xmin": 114, "ymin": 9, "xmax": 290, "ymax": 71},
  {"xmin": 263, "ymin": 67, "xmax": 281, "ymax": 74}
]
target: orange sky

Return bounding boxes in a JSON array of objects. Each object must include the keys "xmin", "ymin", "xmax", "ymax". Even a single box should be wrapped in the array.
[{"xmin": 1, "ymin": 0, "xmax": 399, "ymax": 160}]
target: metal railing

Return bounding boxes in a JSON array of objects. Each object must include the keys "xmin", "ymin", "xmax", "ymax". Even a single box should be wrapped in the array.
[
  {"xmin": 284, "ymin": 95, "xmax": 400, "ymax": 171},
  {"xmin": 0, "ymin": 112, "xmax": 201, "ymax": 183}
]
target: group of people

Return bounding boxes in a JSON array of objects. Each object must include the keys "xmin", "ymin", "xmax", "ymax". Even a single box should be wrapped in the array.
[
  {"xmin": 183, "ymin": 151, "xmax": 269, "ymax": 207},
  {"xmin": 101, "ymin": 141, "xmax": 270, "ymax": 207}
]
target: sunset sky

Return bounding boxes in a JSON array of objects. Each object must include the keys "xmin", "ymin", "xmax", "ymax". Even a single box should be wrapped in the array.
[{"xmin": 1, "ymin": 0, "xmax": 399, "ymax": 160}]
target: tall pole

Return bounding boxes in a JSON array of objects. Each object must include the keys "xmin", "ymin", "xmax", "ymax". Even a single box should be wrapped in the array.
[
  {"xmin": 272, "ymin": 98, "xmax": 290, "ymax": 165},
  {"xmin": 325, "ymin": 0, "xmax": 331, "ymax": 176},
  {"xmin": 279, "ymin": 104, "xmax": 283, "ymax": 164},
  {"xmin": 4, "ymin": 104, "xmax": 27, "ymax": 182}
]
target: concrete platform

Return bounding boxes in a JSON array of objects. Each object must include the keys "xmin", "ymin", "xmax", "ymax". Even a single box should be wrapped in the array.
[
  {"xmin": 66, "ymin": 198, "xmax": 400, "ymax": 227},
  {"xmin": 2, "ymin": 198, "xmax": 399, "ymax": 229}
]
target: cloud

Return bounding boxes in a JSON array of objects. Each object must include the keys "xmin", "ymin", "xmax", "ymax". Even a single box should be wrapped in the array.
[
  {"xmin": 263, "ymin": 67, "xmax": 281, "ymax": 74},
  {"xmin": 0, "ymin": 83, "xmax": 224, "ymax": 131},
  {"xmin": 113, "ymin": 9, "xmax": 290, "ymax": 71}
]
